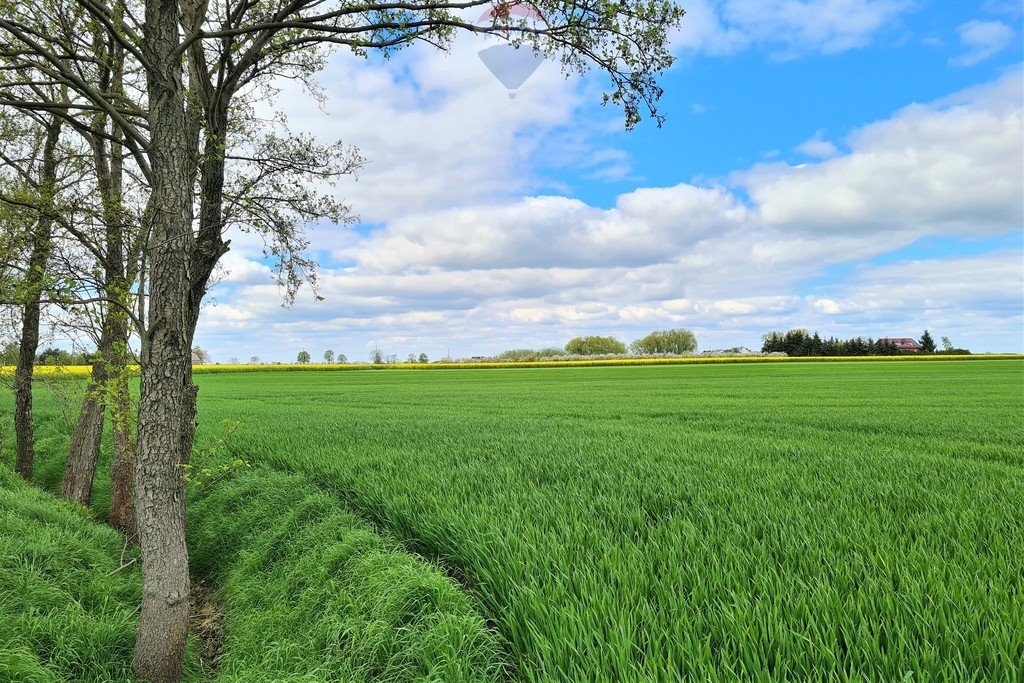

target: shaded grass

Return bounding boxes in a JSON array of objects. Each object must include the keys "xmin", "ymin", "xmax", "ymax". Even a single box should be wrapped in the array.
[
  {"xmin": 187, "ymin": 470, "xmax": 503, "ymax": 682},
  {"xmin": 0, "ymin": 467, "xmax": 139, "ymax": 682}
]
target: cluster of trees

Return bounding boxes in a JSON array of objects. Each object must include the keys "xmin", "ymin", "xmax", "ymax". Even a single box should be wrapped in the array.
[
  {"xmin": 1, "ymin": 343, "xmax": 94, "ymax": 366},
  {"xmin": 761, "ymin": 329, "xmax": 968, "ymax": 356},
  {"xmin": 223, "ymin": 355, "xmax": 295, "ymax": 365},
  {"xmin": 294, "ymin": 350, "xmax": 350, "ymax": 364},
  {"xmin": 0, "ymin": 0, "xmax": 678, "ymax": 678},
  {"xmin": 937, "ymin": 335, "xmax": 971, "ymax": 355},
  {"xmin": 492, "ymin": 329, "xmax": 698, "ymax": 360},
  {"xmin": 495, "ymin": 347, "xmax": 567, "ymax": 362},
  {"xmin": 761, "ymin": 331, "xmax": 901, "ymax": 356},
  {"xmin": 567, "ymin": 329, "xmax": 698, "ymax": 356},
  {"xmin": 368, "ymin": 347, "xmax": 429, "ymax": 364},
  {"xmin": 916, "ymin": 331, "xmax": 969, "ymax": 355},
  {"xmin": 566, "ymin": 336, "xmax": 628, "ymax": 355},
  {"xmin": 630, "ymin": 328, "xmax": 698, "ymax": 355}
]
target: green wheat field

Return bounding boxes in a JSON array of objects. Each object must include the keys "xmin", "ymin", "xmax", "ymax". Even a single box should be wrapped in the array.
[{"xmin": 3, "ymin": 359, "xmax": 1023, "ymax": 681}]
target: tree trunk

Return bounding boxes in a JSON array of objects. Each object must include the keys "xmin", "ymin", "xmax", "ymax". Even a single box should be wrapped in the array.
[
  {"xmin": 106, "ymin": 130, "xmax": 137, "ymax": 539},
  {"xmin": 109, "ymin": 365, "xmax": 136, "ymax": 540},
  {"xmin": 60, "ymin": 330, "xmax": 112, "ymax": 505},
  {"xmin": 133, "ymin": 1, "xmax": 194, "ymax": 678},
  {"xmin": 64, "ymin": 33, "xmax": 132, "ymax": 510},
  {"xmin": 13, "ymin": 307, "xmax": 39, "ymax": 480},
  {"xmin": 133, "ymin": 351, "xmax": 191, "ymax": 683},
  {"xmin": 108, "ymin": 308, "xmax": 136, "ymax": 540},
  {"xmin": 12, "ymin": 118, "xmax": 62, "ymax": 481}
]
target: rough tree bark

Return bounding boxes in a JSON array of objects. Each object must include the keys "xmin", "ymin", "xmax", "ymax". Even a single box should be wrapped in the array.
[
  {"xmin": 60, "ymin": 328, "xmax": 112, "ymax": 504},
  {"xmin": 60, "ymin": 304, "xmax": 130, "ymax": 507},
  {"xmin": 98, "ymin": 13, "xmax": 137, "ymax": 536},
  {"xmin": 12, "ymin": 117, "xmax": 62, "ymax": 481},
  {"xmin": 108, "ymin": 355, "xmax": 136, "ymax": 539},
  {"xmin": 132, "ymin": 0, "xmax": 194, "ymax": 677}
]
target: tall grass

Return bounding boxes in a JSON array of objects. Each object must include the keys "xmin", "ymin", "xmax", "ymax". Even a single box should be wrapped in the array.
[
  {"xmin": 187, "ymin": 470, "xmax": 503, "ymax": 682},
  {"xmin": 0, "ymin": 467, "xmax": 140, "ymax": 681}
]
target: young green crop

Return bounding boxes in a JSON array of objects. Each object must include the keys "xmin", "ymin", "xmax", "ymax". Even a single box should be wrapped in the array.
[
  {"xmin": 7, "ymin": 359, "xmax": 1023, "ymax": 680},
  {"xmin": 178, "ymin": 359, "xmax": 1022, "ymax": 681}
]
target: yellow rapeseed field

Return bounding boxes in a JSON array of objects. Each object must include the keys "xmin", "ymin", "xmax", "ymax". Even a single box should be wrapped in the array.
[{"xmin": 1, "ymin": 354, "xmax": 1017, "ymax": 379}]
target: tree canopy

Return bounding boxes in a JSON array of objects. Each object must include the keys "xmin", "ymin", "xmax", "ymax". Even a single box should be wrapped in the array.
[
  {"xmin": 631, "ymin": 328, "xmax": 697, "ymax": 355},
  {"xmin": 566, "ymin": 335, "xmax": 627, "ymax": 355}
]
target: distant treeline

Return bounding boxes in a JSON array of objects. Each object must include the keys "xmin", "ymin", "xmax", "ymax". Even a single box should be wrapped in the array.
[
  {"xmin": 0, "ymin": 344, "xmax": 95, "ymax": 366},
  {"xmin": 761, "ymin": 329, "xmax": 970, "ymax": 356}
]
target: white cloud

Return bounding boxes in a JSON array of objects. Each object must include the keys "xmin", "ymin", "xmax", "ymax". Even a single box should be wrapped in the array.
[
  {"xmin": 339, "ymin": 184, "xmax": 747, "ymax": 274},
  {"xmin": 673, "ymin": 0, "xmax": 752, "ymax": 55},
  {"xmin": 950, "ymin": 20, "xmax": 1015, "ymax": 67},
  {"xmin": 215, "ymin": 251, "xmax": 273, "ymax": 285},
  {"xmin": 198, "ymin": 70, "xmax": 1024, "ymax": 361},
  {"xmin": 744, "ymin": 68, "xmax": 1023, "ymax": 236},
  {"xmin": 257, "ymin": 36, "xmax": 611, "ymax": 230},
  {"xmin": 795, "ymin": 132, "xmax": 841, "ymax": 159},
  {"xmin": 675, "ymin": 0, "xmax": 915, "ymax": 57},
  {"xmin": 814, "ymin": 298, "xmax": 843, "ymax": 314},
  {"xmin": 805, "ymin": 251, "xmax": 1024, "ymax": 351}
]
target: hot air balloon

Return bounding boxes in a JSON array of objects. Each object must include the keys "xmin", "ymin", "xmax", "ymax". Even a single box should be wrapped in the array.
[
  {"xmin": 476, "ymin": 2, "xmax": 547, "ymax": 99},
  {"xmin": 477, "ymin": 44, "xmax": 545, "ymax": 99}
]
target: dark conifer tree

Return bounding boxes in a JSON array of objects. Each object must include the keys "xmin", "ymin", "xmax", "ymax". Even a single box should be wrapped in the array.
[{"xmin": 919, "ymin": 330, "xmax": 936, "ymax": 353}]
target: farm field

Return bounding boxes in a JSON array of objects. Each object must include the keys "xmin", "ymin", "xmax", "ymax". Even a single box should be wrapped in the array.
[
  {"xmin": 191, "ymin": 360, "xmax": 1024, "ymax": 680},
  {"xmin": 11, "ymin": 359, "xmax": 1024, "ymax": 680}
]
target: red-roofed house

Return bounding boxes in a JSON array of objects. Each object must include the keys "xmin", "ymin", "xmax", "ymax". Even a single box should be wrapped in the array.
[{"xmin": 880, "ymin": 338, "xmax": 923, "ymax": 352}]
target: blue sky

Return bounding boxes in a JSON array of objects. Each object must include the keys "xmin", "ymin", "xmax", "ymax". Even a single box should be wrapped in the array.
[
  {"xmin": 195, "ymin": 0, "xmax": 1023, "ymax": 362},
  {"xmin": 579, "ymin": 4, "xmax": 1020, "ymax": 200}
]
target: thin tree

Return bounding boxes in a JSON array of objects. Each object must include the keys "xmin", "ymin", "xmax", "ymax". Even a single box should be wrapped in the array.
[
  {"xmin": 60, "ymin": 8, "xmax": 145, "ymax": 520},
  {"xmin": 0, "ymin": 114, "xmax": 64, "ymax": 481}
]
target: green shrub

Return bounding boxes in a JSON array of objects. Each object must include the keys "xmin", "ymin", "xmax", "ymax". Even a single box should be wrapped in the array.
[
  {"xmin": 630, "ymin": 328, "xmax": 697, "ymax": 355},
  {"xmin": 565, "ymin": 335, "xmax": 627, "ymax": 355}
]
